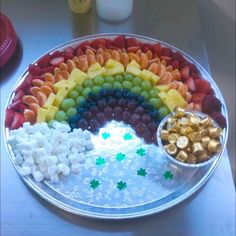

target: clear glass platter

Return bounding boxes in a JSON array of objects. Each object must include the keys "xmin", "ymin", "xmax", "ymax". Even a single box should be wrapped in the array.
[{"xmin": 4, "ymin": 33, "xmax": 228, "ymax": 219}]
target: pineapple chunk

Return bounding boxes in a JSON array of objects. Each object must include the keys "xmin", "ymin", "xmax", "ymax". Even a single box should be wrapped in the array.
[
  {"xmin": 158, "ymin": 89, "xmax": 187, "ymax": 111},
  {"xmin": 37, "ymin": 107, "xmax": 48, "ymax": 123},
  {"xmin": 54, "ymin": 80, "xmax": 68, "ymax": 93},
  {"xmin": 68, "ymin": 68, "xmax": 89, "ymax": 85},
  {"xmin": 54, "ymin": 89, "xmax": 68, "ymax": 106},
  {"xmin": 140, "ymin": 69, "xmax": 160, "ymax": 84},
  {"xmin": 155, "ymin": 85, "xmax": 170, "ymax": 92},
  {"xmin": 167, "ymin": 89, "xmax": 187, "ymax": 108},
  {"xmin": 46, "ymin": 106, "xmax": 59, "ymax": 122},
  {"xmin": 105, "ymin": 59, "xmax": 125, "ymax": 75},
  {"xmin": 87, "ymin": 62, "xmax": 106, "ymax": 78},
  {"xmin": 54, "ymin": 80, "xmax": 76, "ymax": 93},
  {"xmin": 43, "ymin": 93, "xmax": 56, "ymax": 109},
  {"xmin": 126, "ymin": 60, "xmax": 141, "ymax": 76}
]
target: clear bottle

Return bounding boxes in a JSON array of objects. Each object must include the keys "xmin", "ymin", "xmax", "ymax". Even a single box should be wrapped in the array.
[{"xmin": 68, "ymin": 0, "xmax": 91, "ymax": 14}]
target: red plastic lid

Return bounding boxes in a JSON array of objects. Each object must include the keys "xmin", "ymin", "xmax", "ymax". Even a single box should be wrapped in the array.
[{"xmin": 0, "ymin": 13, "xmax": 18, "ymax": 68}]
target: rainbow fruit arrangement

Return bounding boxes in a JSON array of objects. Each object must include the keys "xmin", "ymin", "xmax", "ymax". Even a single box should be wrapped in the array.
[{"xmin": 5, "ymin": 35, "xmax": 226, "ymax": 144}]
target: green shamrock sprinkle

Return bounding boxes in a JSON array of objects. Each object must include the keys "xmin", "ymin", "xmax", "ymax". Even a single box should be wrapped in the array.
[
  {"xmin": 163, "ymin": 171, "xmax": 173, "ymax": 180},
  {"xmin": 96, "ymin": 157, "xmax": 106, "ymax": 166},
  {"xmin": 136, "ymin": 148, "xmax": 146, "ymax": 157},
  {"xmin": 102, "ymin": 132, "xmax": 110, "ymax": 140},
  {"xmin": 123, "ymin": 133, "xmax": 132, "ymax": 140},
  {"xmin": 90, "ymin": 179, "xmax": 100, "ymax": 189},
  {"xmin": 117, "ymin": 181, "xmax": 127, "ymax": 190},
  {"xmin": 116, "ymin": 152, "xmax": 126, "ymax": 161},
  {"xmin": 137, "ymin": 168, "xmax": 147, "ymax": 177}
]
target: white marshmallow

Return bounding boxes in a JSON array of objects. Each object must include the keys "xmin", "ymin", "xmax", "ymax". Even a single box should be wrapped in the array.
[
  {"xmin": 32, "ymin": 171, "xmax": 44, "ymax": 182},
  {"xmin": 19, "ymin": 166, "xmax": 31, "ymax": 176}
]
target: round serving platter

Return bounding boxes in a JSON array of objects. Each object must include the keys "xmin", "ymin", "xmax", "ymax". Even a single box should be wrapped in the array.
[{"xmin": 4, "ymin": 33, "xmax": 228, "ymax": 219}]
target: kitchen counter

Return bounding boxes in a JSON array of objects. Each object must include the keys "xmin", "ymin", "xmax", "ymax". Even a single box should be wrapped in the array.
[{"xmin": 1, "ymin": 0, "xmax": 235, "ymax": 235}]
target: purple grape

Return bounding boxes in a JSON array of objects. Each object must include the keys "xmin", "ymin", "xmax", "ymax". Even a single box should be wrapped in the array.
[
  {"xmin": 148, "ymin": 122, "xmax": 157, "ymax": 132},
  {"xmin": 143, "ymin": 131, "xmax": 153, "ymax": 144},
  {"xmin": 83, "ymin": 111, "xmax": 93, "ymax": 120},
  {"xmin": 77, "ymin": 118, "xmax": 89, "ymax": 130},
  {"xmin": 97, "ymin": 100, "xmax": 107, "ymax": 109},
  {"xmin": 122, "ymin": 111, "xmax": 131, "ymax": 122},
  {"xmin": 90, "ymin": 106, "xmax": 99, "ymax": 116},
  {"xmin": 113, "ymin": 106, "xmax": 122, "ymax": 120},
  {"xmin": 89, "ymin": 119, "xmax": 100, "ymax": 132},
  {"xmin": 96, "ymin": 112, "xmax": 107, "ymax": 123},
  {"xmin": 127, "ymin": 101, "xmax": 137, "ymax": 111},
  {"xmin": 135, "ymin": 122, "xmax": 147, "ymax": 136},
  {"xmin": 142, "ymin": 114, "xmax": 152, "ymax": 123},
  {"xmin": 104, "ymin": 106, "xmax": 113, "ymax": 119},
  {"xmin": 108, "ymin": 98, "xmax": 117, "ymax": 107},
  {"xmin": 118, "ymin": 99, "xmax": 126, "ymax": 108},
  {"xmin": 129, "ymin": 114, "xmax": 141, "ymax": 126},
  {"xmin": 135, "ymin": 106, "xmax": 145, "ymax": 115}
]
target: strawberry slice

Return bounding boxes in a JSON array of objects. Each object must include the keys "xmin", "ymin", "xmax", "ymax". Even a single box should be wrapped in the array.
[
  {"xmin": 170, "ymin": 60, "xmax": 179, "ymax": 69},
  {"xmin": 127, "ymin": 46, "xmax": 140, "ymax": 53},
  {"xmin": 42, "ymin": 66, "xmax": 55, "ymax": 74},
  {"xmin": 50, "ymin": 56, "xmax": 65, "ymax": 66},
  {"xmin": 10, "ymin": 112, "xmax": 25, "ymax": 130},
  {"xmin": 37, "ymin": 54, "xmax": 52, "ymax": 68},
  {"xmin": 64, "ymin": 46, "xmax": 75, "ymax": 55},
  {"xmin": 202, "ymin": 95, "xmax": 221, "ymax": 114},
  {"xmin": 126, "ymin": 37, "xmax": 138, "ymax": 47},
  {"xmin": 112, "ymin": 35, "xmax": 126, "ymax": 49},
  {"xmin": 105, "ymin": 39, "xmax": 112, "ymax": 48},
  {"xmin": 161, "ymin": 47, "xmax": 173, "ymax": 57},
  {"xmin": 15, "ymin": 80, "xmax": 28, "ymax": 93},
  {"xmin": 191, "ymin": 92, "xmax": 206, "ymax": 103},
  {"xmin": 5, "ymin": 108, "xmax": 15, "ymax": 128},
  {"xmin": 28, "ymin": 64, "xmax": 42, "ymax": 76},
  {"xmin": 141, "ymin": 43, "xmax": 154, "ymax": 53},
  {"xmin": 195, "ymin": 79, "xmax": 210, "ymax": 94},
  {"xmin": 12, "ymin": 89, "xmax": 25, "ymax": 102},
  {"xmin": 62, "ymin": 52, "xmax": 74, "ymax": 60},
  {"xmin": 207, "ymin": 88, "xmax": 215, "ymax": 96},
  {"xmin": 185, "ymin": 77, "xmax": 196, "ymax": 92},
  {"xmin": 172, "ymin": 52, "xmax": 185, "ymax": 62},
  {"xmin": 153, "ymin": 43, "xmax": 161, "ymax": 55},
  {"xmin": 210, "ymin": 111, "xmax": 226, "ymax": 128},
  {"xmin": 51, "ymin": 50, "xmax": 62, "ymax": 58},
  {"xmin": 90, "ymin": 38, "xmax": 106, "ymax": 49},
  {"xmin": 189, "ymin": 63, "xmax": 198, "ymax": 74},
  {"xmin": 76, "ymin": 41, "xmax": 89, "ymax": 52},
  {"xmin": 76, "ymin": 47, "xmax": 84, "ymax": 57},
  {"xmin": 180, "ymin": 66, "xmax": 190, "ymax": 80},
  {"xmin": 192, "ymin": 73, "xmax": 202, "ymax": 80}
]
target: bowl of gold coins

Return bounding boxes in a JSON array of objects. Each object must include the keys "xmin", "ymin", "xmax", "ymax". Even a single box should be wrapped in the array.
[{"xmin": 157, "ymin": 107, "xmax": 224, "ymax": 167}]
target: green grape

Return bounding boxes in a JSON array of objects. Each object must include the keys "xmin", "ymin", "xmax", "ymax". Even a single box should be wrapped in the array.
[
  {"xmin": 94, "ymin": 76, "xmax": 105, "ymax": 85},
  {"xmin": 82, "ymin": 87, "xmax": 92, "ymax": 97},
  {"xmin": 66, "ymin": 107, "xmax": 77, "ymax": 118},
  {"xmin": 74, "ymin": 85, "xmax": 83, "ymax": 94},
  {"xmin": 149, "ymin": 88, "xmax": 159, "ymax": 98},
  {"xmin": 159, "ymin": 106, "xmax": 170, "ymax": 118},
  {"xmin": 113, "ymin": 81, "xmax": 123, "ymax": 89},
  {"xmin": 61, "ymin": 98, "xmax": 76, "ymax": 111},
  {"xmin": 131, "ymin": 86, "xmax": 142, "ymax": 94},
  {"xmin": 122, "ymin": 81, "xmax": 132, "ymax": 89},
  {"xmin": 149, "ymin": 98, "xmax": 163, "ymax": 109},
  {"xmin": 76, "ymin": 96, "xmax": 85, "ymax": 106},
  {"xmin": 133, "ymin": 77, "xmax": 142, "ymax": 85},
  {"xmin": 55, "ymin": 111, "xmax": 67, "ymax": 122},
  {"xmin": 105, "ymin": 75, "xmax": 115, "ymax": 84},
  {"xmin": 141, "ymin": 80, "xmax": 152, "ymax": 91},
  {"xmin": 140, "ymin": 91, "xmax": 149, "ymax": 100},
  {"xmin": 114, "ymin": 74, "xmax": 123, "ymax": 82},
  {"xmin": 102, "ymin": 83, "xmax": 112, "ymax": 90},
  {"xmin": 92, "ymin": 85, "xmax": 102, "ymax": 94},
  {"xmin": 124, "ymin": 73, "xmax": 134, "ymax": 81},
  {"xmin": 48, "ymin": 120, "xmax": 56, "ymax": 128},
  {"xmin": 83, "ymin": 79, "xmax": 94, "ymax": 88},
  {"xmin": 67, "ymin": 90, "xmax": 79, "ymax": 99}
]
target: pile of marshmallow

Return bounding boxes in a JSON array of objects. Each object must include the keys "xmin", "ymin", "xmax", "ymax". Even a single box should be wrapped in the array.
[{"xmin": 8, "ymin": 122, "xmax": 94, "ymax": 183}]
